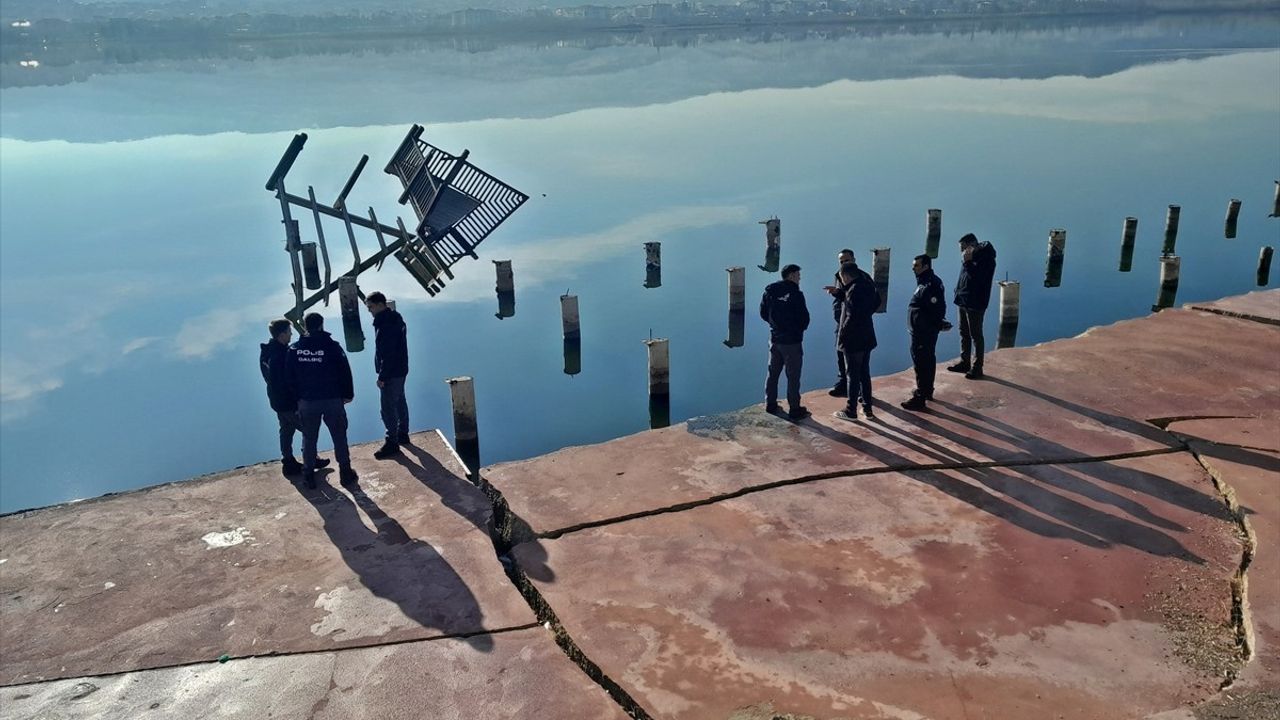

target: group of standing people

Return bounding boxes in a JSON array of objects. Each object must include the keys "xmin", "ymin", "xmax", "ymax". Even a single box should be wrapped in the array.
[
  {"xmin": 760, "ymin": 234, "xmax": 997, "ymax": 420},
  {"xmin": 259, "ymin": 291, "xmax": 412, "ymax": 489}
]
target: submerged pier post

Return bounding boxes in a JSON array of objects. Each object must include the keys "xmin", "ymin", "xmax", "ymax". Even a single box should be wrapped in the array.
[
  {"xmin": 445, "ymin": 376, "xmax": 479, "ymax": 475},
  {"xmin": 1259, "ymin": 247, "xmax": 1274, "ymax": 286},
  {"xmin": 1163, "ymin": 205, "xmax": 1181, "ymax": 255},
  {"xmin": 1045, "ymin": 229, "xmax": 1066, "ymax": 288},
  {"xmin": 1153, "ymin": 255, "xmax": 1181, "ymax": 311},
  {"xmin": 758, "ymin": 218, "xmax": 781, "ymax": 273},
  {"xmin": 1225, "ymin": 199, "xmax": 1242, "ymax": 239},
  {"xmin": 872, "ymin": 247, "xmax": 890, "ymax": 314},
  {"xmin": 563, "ymin": 338, "xmax": 581, "ymax": 376},
  {"xmin": 1271, "ymin": 181, "xmax": 1279, "ymax": 218},
  {"xmin": 337, "ymin": 275, "xmax": 364, "ymax": 353},
  {"xmin": 560, "ymin": 293, "xmax": 581, "ymax": 340},
  {"xmin": 1120, "ymin": 217, "xmax": 1138, "ymax": 272},
  {"xmin": 644, "ymin": 337, "xmax": 670, "ymax": 398},
  {"xmin": 724, "ymin": 310, "xmax": 745, "ymax": 348},
  {"xmin": 301, "ymin": 242, "xmax": 322, "ymax": 290},
  {"xmin": 926, "ymin": 208, "xmax": 942, "ymax": 259},
  {"xmin": 644, "ymin": 242, "xmax": 662, "ymax": 288},
  {"xmin": 727, "ymin": 266, "xmax": 746, "ymax": 312},
  {"xmin": 997, "ymin": 280, "xmax": 1020, "ymax": 349},
  {"xmin": 493, "ymin": 259, "xmax": 515, "ymax": 318}
]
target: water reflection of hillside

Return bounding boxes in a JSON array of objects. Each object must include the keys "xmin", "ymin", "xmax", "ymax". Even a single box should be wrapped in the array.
[{"xmin": 3, "ymin": 12, "xmax": 1277, "ymax": 142}]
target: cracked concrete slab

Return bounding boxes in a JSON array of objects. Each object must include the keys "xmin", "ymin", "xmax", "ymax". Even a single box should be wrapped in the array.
[
  {"xmin": 0, "ymin": 431, "xmax": 534, "ymax": 686},
  {"xmin": 1190, "ymin": 290, "xmax": 1280, "ymax": 326},
  {"xmin": 0, "ymin": 628, "xmax": 628, "ymax": 720},
  {"xmin": 515, "ymin": 453, "xmax": 1243, "ymax": 719}
]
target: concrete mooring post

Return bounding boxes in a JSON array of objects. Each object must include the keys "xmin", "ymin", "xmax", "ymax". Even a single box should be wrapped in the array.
[
  {"xmin": 1163, "ymin": 205, "xmax": 1181, "ymax": 255},
  {"xmin": 872, "ymin": 247, "xmax": 890, "ymax": 314},
  {"xmin": 445, "ymin": 376, "xmax": 479, "ymax": 475},
  {"xmin": 560, "ymin": 293, "xmax": 581, "ymax": 340},
  {"xmin": 337, "ymin": 275, "xmax": 364, "ymax": 353},
  {"xmin": 1153, "ymin": 255, "xmax": 1181, "ymax": 311},
  {"xmin": 301, "ymin": 242, "xmax": 322, "ymax": 290},
  {"xmin": 1120, "ymin": 217, "xmax": 1138, "ymax": 272},
  {"xmin": 644, "ymin": 242, "xmax": 662, "ymax": 288},
  {"xmin": 495, "ymin": 291, "xmax": 515, "ymax": 319},
  {"xmin": 1225, "ymin": 199, "xmax": 1242, "ymax": 239},
  {"xmin": 997, "ymin": 280, "xmax": 1020, "ymax": 349},
  {"xmin": 724, "ymin": 310, "xmax": 745, "ymax": 348},
  {"xmin": 926, "ymin": 208, "xmax": 942, "ymax": 259},
  {"xmin": 644, "ymin": 337, "xmax": 670, "ymax": 398},
  {"xmin": 493, "ymin": 259, "xmax": 514, "ymax": 293},
  {"xmin": 727, "ymin": 266, "xmax": 746, "ymax": 312},
  {"xmin": 563, "ymin": 338, "xmax": 581, "ymax": 376},
  {"xmin": 1260, "ymin": 246, "xmax": 1274, "ymax": 287},
  {"xmin": 758, "ymin": 218, "xmax": 781, "ymax": 272},
  {"xmin": 1271, "ymin": 181, "xmax": 1279, "ymax": 217},
  {"xmin": 1044, "ymin": 229, "xmax": 1066, "ymax": 288}
]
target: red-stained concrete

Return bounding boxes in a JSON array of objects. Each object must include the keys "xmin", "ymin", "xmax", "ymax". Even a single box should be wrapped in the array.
[
  {"xmin": 0, "ymin": 628, "xmax": 628, "ymax": 720},
  {"xmin": 1191, "ymin": 290, "xmax": 1280, "ymax": 325},
  {"xmin": 0, "ymin": 431, "xmax": 533, "ymax": 686}
]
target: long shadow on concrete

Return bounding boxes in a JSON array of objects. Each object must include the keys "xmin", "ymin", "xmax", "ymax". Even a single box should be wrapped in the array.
[
  {"xmin": 298, "ymin": 472, "xmax": 494, "ymax": 651},
  {"xmin": 807, "ymin": 406, "xmax": 1206, "ymax": 562}
]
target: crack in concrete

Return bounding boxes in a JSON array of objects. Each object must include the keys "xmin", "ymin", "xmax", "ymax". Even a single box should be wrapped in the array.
[
  {"xmin": 533, "ymin": 446, "xmax": 1188, "ymax": 542},
  {"xmin": 0, "ymin": 622, "xmax": 543, "ymax": 690},
  {"xmin": 1147, "ymin": 415, "xmax": 1257, "ymax": 429},
  {"xmin": 470, "ymin": 472, "xmax": 655, "ymax": 720},
  {"xmin": 1190, "ymin": 306, "xmax": 1280, "ymax": 328}
]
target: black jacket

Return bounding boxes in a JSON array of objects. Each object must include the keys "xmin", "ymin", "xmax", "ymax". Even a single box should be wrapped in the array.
[
  {"xmin": 760, "ymin": 279, "xmax": 810, "ymax": 345},
  {"xmin": 954, "ymin": 241, "xmax": 997, "ymax": 310},
  {"xmin": 837, "ymin": 267, "xmax": 879, "ymax": 352},
  {"xmin": 373, "ymin": 308, "xmax": 409, "ymax": 381},
  {"xmin": 831, "ymin": 270, "xmax": 846, "ymax": 323},
  {"xmin": 288, "ymin": 330, "xmax": 355, "ymax": 402},
  {"xmin": 259, "ymin": 340, "xmax": 296, "ymax": 412},
  {"xmin": 908, "ymin": 269, "xmax": 948, "ymax": 334}
]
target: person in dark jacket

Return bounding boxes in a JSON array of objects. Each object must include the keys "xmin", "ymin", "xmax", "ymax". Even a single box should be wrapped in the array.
[
  {"xmin": 288, "ymin": 313, "xmax": 357, "ymax": 489},
  {"xmin": 365, "ymin": 292, "xmax": 410, "ymax": 459},
  {"xmin": 947, "ymin": 233, "xmax": 997, "ymax": 380},
  {"xmin": 902, "ymin": 254, "xmax": 951, "ymax": 411},
  {"xmin": 760, "ymin": 263, "xmax": 811, "ymax": 420},
  {"xmin": 259, "ymin": 319, "xmax": 329, "ymax": 477},
  {"xmin": 831, "ymin": 260, "xmax": 879, "ymax": 421},
  {"xmin": 826, "ymin": 248, "xmax": 856, "ymax": 397}
]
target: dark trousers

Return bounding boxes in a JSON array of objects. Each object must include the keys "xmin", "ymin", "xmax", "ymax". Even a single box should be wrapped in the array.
[
  {"xmin": 910, "ymin": 329, "xmax": 939, "ymax": 398},
  {"xmin": 765, "ymin": 341, "xmax": 803, "ymax": 411},
  {"xmin": 276, "ymin": 411, "xmax": 301, "ymax": 461},
  {"xmin": 959, "ymin": 306, "xmax": 986, "ymax": 368},
  {"xmin": 379, "ymin": 376, "xmax": 409, "ymax": 441},
  {"xmin": 834, "ymin": 328, "xmax": 846, "ymax": 388},
  {"xmin": 299, "ymin": 398, "xmax": 351, "ymax": 472},
  {"xmin": 840, "ymin": 349, "xmax": 872, "ymax": 411}
]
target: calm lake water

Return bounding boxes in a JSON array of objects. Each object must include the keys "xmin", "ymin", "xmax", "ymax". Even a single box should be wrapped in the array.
[{"xmin": 1, "ymin": 14, "xmax": 1278, "ymax": 513}]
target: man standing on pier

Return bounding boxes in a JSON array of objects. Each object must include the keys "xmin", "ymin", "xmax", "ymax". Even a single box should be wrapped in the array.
[
  {"xmin": 826, "ymin": 248, "xmax": 856, "ymax": 397},
  {"xmin": 288, "ymin": 313, "xmax": 358, "ymax": 490},
  {"xmin": 901, "ymin": 254, "xmax": 950, "ymax": 412},
  {"xmin": 259, "ymin": 319, "xmax": 328, "ymax": 478},
  {"xmin": 947, "ymin": 233, "xmax": 997, "ymax": 380},
  {"xmin": 830, "ymin": 258, "xmax": 879, "ymax": 421},
  {"xmin": 365, "ymin": 291, "xmax": 410, "ymax": 459},
  {"xmin": 761, "ymin": 263, "xmax": 811, "ymax": 420}
]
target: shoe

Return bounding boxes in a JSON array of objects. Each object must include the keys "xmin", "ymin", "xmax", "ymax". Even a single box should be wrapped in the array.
[
  {"xmin": 862, "ymin": 406, "xmax": 875, "ymax": 420},
  {"xmin": 315, "ymin": 457, "xmax": 331, "ymax": 469},
  {"xmin": 302, "ymin": 471, "xmax": 317, "ymax": 490},
  {"xmin": 946, "ymin": 361, "xmax": 970, "ymax": 373},
  {"xmin": 788, "ymin": 406, "xmax": 811, "ymax": 421},
  {"xmin": 828, "ymin": 385, "xmax": 848, "ymax": 397},
  {"xmin": 833, "ymin": 409, "xmax": 856, "ymax": 421},
  {"xmin": 924, "ymin": 391, "xmax": 935, "ymax": 401},
  {"xmin": 965, "ymin": 367, "xmax": 984, "ymax": 380},
  {"xmin": 397, "ymin": 433, "xmax": 411, "ymax": 446},
  {"xmin": 281, "ymin": 458, "xmax": 302, "ymax": 476},
  {"xmin": 339, "ymin": 467, "xmax": 359, "ymax": 486},
  {"xmin": 900, "ymin": 395, "xmax": 928, "ymax": 411},
  {"xmin": 765, "ymin": 402, "xmax": 781, "ymax": 414},
  {"xmin": 373, "ymin": 440, "xmax": 401, "ymax": 459}
]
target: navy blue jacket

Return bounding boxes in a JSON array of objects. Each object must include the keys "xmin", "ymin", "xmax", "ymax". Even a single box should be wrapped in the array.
[
  {"xmin": 288, "ymin": 330, "xmax": 355, "ymax": 402},
  {"xmin": 259, "ymin": 340, "xmax": 296, "ymax": 412},
  {"xmin": 373, "ymin": 308, "xmax": 409, "ymax": 381},
  {"xmin": 760, "ymin": 279, "xmax": 810, "ymax": 345},
  {"xmin": 954, "ymin": 241, "xmax": 998, "ymax": 310},
  {"xmin": 908, "ymin": 269, "xmax": 948, "ymax": 334},
  {"xmin": 837, "ymin": 267, "xmax": 879, "ymax": 352}
]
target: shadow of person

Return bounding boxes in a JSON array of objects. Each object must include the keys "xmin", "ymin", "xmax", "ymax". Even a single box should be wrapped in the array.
[{"xmin": 296, "ymin": 475, "xmax": 494, "ymax": 652}]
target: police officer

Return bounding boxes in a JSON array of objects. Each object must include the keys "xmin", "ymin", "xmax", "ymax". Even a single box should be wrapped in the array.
[
  {"xmin": 760, "ymin": 263, "xmax": 811, "ymax": 420},
  {"xmin": 288, "ymin": 312, "xmax": 357, "ymax": 489},
  {"xmin": 826, "ymin": 249, "xmax": 855, "ymax": 397},
  {"xmin": 259, "ymin": 319, "xmax": 329, "ymax": 477},
  {"xmin": 830, "ymin": 258, "xmax": 879, "ymax": 420},
  {"xmin": 947, "ymin": 233, "xmax": 998, "ymax": 380},
  {"xmin": 901, "ymin": 254, "xmax": 950, "ymax": 411},
  {"xmin": 364, "ymin": 292, "xmax": 410, "ymax": 459}
]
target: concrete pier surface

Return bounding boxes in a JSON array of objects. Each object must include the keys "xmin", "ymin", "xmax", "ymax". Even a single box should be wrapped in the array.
[{"xmin": 3, "ymin": 291, "xmax": 1279, "ymax": 719}]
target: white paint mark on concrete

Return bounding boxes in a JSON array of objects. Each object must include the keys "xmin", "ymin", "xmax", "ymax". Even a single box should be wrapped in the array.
[
  {"xmin": 103, "ymin": 582, "xmax": 115, "ymax": 590},
  {"xmin": 0, "ymin": 558, "xmax": 7, "ymax": 564},
  {"xmin": 274, "ymin": 511, "xmax": 288, "ymax": 520},
  {"xmin": 310, "ymin": 586, "xmax": 400, "ymax": 640},
  {"xmin": 201, "ymin": 528, "xmax": 254, "ymax": 548}
]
